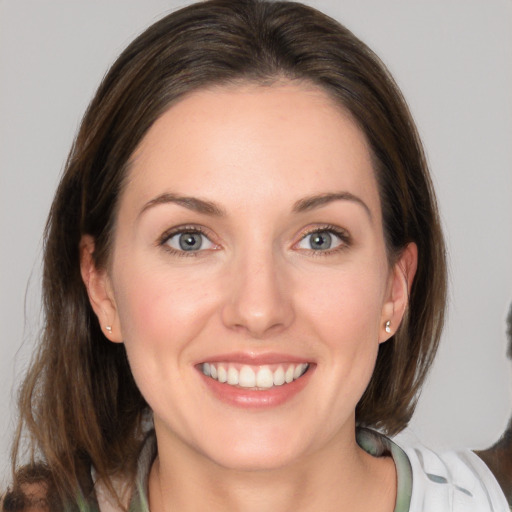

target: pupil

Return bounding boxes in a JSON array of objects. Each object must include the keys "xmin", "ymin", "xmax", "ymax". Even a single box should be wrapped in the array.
[
  {"xmin": 311, "ymin": 232, "xmax": 331, "ymax": 250},
  {"xmin": 179, "ymin": 233, "xmax": 202, "ymax": 251}
]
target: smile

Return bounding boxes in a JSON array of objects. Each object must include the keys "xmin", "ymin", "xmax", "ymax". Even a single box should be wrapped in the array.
[{"xmin": 201, "ymin": 362, "xmax": 310, "ymax": 389}]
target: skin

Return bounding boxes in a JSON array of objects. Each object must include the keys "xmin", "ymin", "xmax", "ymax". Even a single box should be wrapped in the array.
[
  {"xmin": 476, "ymin": 421, "xmax": 512, "ymax": 505},
  {"xmin": 476, "ymin": 312, "xmax": 512, "ymax": 506},
  {"xmin": 81, "ymin": 82, "xmax": 417, "ymax": 512}
]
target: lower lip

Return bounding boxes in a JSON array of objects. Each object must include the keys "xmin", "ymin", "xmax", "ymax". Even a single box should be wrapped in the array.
[{"xmin": 199, "ymin": 366, "xmax": 314, "ymax": 409}]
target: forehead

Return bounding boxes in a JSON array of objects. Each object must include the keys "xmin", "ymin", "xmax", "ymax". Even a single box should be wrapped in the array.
[{"xmin": 123, "ymin": 82, "xmax": 379, "ymax": 217}]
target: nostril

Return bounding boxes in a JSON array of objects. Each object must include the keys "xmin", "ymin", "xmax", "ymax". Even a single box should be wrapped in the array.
[
  {"xmin": 222, "ymin": 304, "xmax": 294, "ymax": 338},
  {"xmin": 220, "ymin": 256, "xmax": 295, "ymax": 336}
]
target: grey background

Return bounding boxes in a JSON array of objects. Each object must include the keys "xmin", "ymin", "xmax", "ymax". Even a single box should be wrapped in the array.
[{"xmin": 1, "ymin": 0, "xmax": 511, "ymax": 485}]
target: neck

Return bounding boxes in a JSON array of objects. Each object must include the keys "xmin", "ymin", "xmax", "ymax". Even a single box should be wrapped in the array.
[{"xmin": 148, "ymin": 427, "xmax": 396, "ymax": 512}]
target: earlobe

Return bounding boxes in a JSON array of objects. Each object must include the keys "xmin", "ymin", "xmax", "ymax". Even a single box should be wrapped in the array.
[
  {"xmin": 379, "ymin": 242, "xmax": 418, "ymax": 343},
  {"xmin": 79, "ymin": 235, "xmax": 123, "ymax": 343}
]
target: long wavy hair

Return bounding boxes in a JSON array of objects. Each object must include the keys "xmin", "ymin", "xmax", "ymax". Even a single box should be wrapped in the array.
[{"xmin": 7, "ymin": 0, "xmax": 447, "ymax": 508}]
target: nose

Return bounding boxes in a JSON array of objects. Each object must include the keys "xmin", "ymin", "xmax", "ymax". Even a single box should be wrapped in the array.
[{"xmin": 221, "ymin": 249, "xmax": 295, "ymax": 338}]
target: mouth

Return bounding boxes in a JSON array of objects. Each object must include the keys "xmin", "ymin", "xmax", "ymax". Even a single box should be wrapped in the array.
[{"xmin": 200, "ymin": 362, "xmax": 310, "ymax": 390}]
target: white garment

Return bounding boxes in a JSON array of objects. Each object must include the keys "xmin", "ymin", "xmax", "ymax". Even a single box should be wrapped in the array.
[
  {"xmin": 401, "ymin": 444, "xmax": 509, "ymax": 511},
  {"xmin": 93, "ymin": 429, "xmax": 510, "ymax": 511}
]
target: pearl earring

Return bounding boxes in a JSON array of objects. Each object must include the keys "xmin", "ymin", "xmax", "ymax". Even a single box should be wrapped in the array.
[
  {"xmin": 385, "ymin": 320, "xmax": 391, "ymax": 334},
  {"xmin": 105, "ymin": 325, "xmax": 112, "ymax": 333}
]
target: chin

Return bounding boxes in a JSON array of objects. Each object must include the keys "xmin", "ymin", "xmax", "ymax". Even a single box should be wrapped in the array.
[
  {"xmin": 196, "ymin": 426, "xmax": 312, "ymax": 472},
  {"xmin": 207, "ymin": 445, "xmax": 303, "ymax": 472}
]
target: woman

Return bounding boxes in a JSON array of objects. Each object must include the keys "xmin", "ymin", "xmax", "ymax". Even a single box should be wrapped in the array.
[{"xmin": 2, "ymin": 1, "xmax": 507, "ymax": 511}]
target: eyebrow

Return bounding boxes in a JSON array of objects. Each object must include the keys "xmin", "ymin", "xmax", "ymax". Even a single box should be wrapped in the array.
[
  {"xmin": 139, "ymin": 193, "xmax": 226, "ymax": 218},
  {"xmin": 292, "ymin": 192, "xmax": 372, "ymax": 219},
  {"xmin": 139, "ymin": 191, "xmax": 371, "ymax": 220}
]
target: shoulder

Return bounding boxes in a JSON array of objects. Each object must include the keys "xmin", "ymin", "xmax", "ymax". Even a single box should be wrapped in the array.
[{"xmin": 400, "ymin": 443, "xmax": 509, "ymax": 512}]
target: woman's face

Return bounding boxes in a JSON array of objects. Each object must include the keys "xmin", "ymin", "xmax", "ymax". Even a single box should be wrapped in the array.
[{"xmin": 85, "ymin": 82, "xmax": 413, "ymax": 470}]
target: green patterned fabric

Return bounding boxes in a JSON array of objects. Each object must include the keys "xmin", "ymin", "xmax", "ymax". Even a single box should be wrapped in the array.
[
  {"xmin": 16, "ymin": 427, "xmax": 507, "ymax": 511},
  {"xmin": 71, "ymin": 428, "xmax": 511, "ymax": 511},
  {"xmin": 356, "ymin": 428, "xmax": 413, "ymax": 512},
  {"xmin": 77, "ymin": 428, "xmax": 510, "ymax": 511},
  {"xmin": 82, "ymin": 428, "xmax": 412, "ymax": 511}
]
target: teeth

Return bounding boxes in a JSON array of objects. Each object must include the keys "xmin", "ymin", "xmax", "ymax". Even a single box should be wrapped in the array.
[
  {"xmin": 239, "ymin": 366, "xmax": 256, "ymax": 388},
  {"xmin": 273, "ymin": 366, "xmax": 285, "ymax": 386},
  {"xmin": 256, "ymin": 366, "xmax": 274, "ymax": 389},
  {"xmin": 285, "ymin": 365, "xmax": 294, "ymax": 383},
  {"xmin": 217, "ymin": 365, "xmax": 227, "ymax": 383},
  {"xmin": 201, "ymin": 362, "xmax": 309, "ymax": 389},
  {"xmin": 293, "ymin": 364, "xmax": 304, "ymax": 379},
  {"xmin": 227, "ymin": 366, "xmax": 239, "ymax": 385}
]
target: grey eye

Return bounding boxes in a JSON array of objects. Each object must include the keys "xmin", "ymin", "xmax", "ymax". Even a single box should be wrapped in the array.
[
  {"xmin": 166, "ymin": 232, "xmax": 214, "ymax": 252},
  {"xmin": 297, "ymin": 230, "xmax": 342, "ymax": 251}
]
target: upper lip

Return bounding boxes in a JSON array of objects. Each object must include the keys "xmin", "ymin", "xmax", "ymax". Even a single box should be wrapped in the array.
[{"xmin": 196, "ymin": 352, "xmax": 313, "ymax": 365}]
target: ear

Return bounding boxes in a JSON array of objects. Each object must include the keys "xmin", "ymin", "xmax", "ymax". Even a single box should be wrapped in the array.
[
  {"xmin": 80, "ymin": 235, "xmax": 123, "ymax": 343},
  {"xmin": 379, "ymin": 242, "xmax": 418, "ymax": 343}
]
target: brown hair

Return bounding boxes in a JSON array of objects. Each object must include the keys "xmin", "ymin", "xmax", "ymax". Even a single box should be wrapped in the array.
[
  {"xmin": 1, "ymin": 464, "xmax": 58, "ymax": 511},
  {"xmin": 9, "ymin": 0, "xmax": 446, "ymax": 507}
]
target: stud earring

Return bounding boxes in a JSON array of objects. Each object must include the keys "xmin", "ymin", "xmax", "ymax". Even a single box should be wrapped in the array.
[
  {"xmin": 385, "ymin": 320, "xmax": 391, "ymax": 334},
  {"xmin": 105, "ymin": 325, "xmax": 112, "ymax": 333}
]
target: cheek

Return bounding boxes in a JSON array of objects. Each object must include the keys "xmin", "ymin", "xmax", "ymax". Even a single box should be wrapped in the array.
[
  {"xmin": 296, "ymin": 263, "xmax": 387, "ymax": 393},
  {"xmin": 299, "ymin": 264, "xmax": 387, "ymax": 340},
  {"xmin": 110, "ymin": 261, "xmax": 221, "ymax": 406},
  {"xmin": 111, "ymin": 259, "xmax": 218, "ymax": 352}
]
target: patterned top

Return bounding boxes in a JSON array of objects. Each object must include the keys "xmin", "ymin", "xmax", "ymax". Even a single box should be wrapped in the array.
[{"xmin": 85, "ymin": 428, "xmax": 508, "ymax": 512}]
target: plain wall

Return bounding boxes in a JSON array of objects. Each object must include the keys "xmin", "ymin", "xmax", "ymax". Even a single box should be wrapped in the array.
[{"xmin": 1, "ymin": 0, "xmax": 511, "ymax": 486}]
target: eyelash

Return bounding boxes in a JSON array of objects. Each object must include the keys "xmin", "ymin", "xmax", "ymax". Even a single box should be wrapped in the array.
[
  {"xmin": 157, "ymin": 224, "xmax": 351, "ymax": 257},
  {"xmin": 158, "ymin": 225, "xmax": 215, "ymax": 257},
  {"xmin": 295, "ymin": 225, "xmax": 351, "ymax": 255}
]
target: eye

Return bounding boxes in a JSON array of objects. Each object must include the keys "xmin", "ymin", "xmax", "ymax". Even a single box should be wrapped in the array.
[
  {"xmin": 296, "ymin": 228, "xmax": 347, "ymax": 252},
  {"xmin": 163, "ymin": 229, "xmax": 215, "ymax": 253}
]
